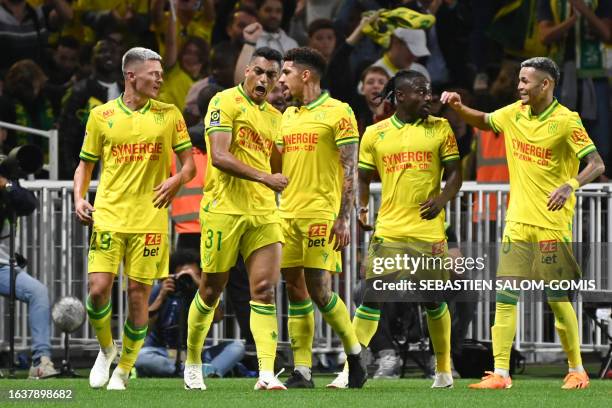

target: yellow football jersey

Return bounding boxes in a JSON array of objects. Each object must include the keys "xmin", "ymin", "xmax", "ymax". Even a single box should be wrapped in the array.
[
  {"xmin": 80, "ymin": 97, "xmax": 192, "ymax": 233},
  {"xmin": 277, "ymin": 92, "xmax": 359, "ymax": 220},
  {"xmin": 359, "ymin": 114, "xmax": 460, "ymax": 241},
  {"xmin": 488, "ymin": 99, "xmax": 596, "ymax": 230},
  {"xmin": 202, "ymin": 84, "xmax": 282, "ymax": 215}
]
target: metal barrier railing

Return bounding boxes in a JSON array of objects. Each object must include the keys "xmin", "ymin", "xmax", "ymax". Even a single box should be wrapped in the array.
[
  {"xmin": 0, "ymin": 121, "xmax": 59, "ymax": 180},
  {"xmin": 0, "ymin": 181, "xmax": 610, "ymax": 356}
]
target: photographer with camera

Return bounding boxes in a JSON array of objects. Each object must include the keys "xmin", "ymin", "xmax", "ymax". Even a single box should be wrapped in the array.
[
  {"xmin": 135, "ymin": 249, "xmax": 244, "ymax": 378},
  {"xmin": 0, "ymin": 145, "xmax": 57, "ymax": 378}
]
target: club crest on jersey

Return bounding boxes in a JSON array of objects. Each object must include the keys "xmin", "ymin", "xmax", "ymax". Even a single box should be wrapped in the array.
[
  {"xmin": 424, "ymin": 125, "xmax": 434, "ymax": 138},
  {"xmin": 154, "ymin": 112, "xmax": 164, "ymax": 125},
  {"xmin": 210, "ymin": 110, "xmax": 221, "ymax": 126},
  {"xmin": 548, "ymin": 121, "xmax": 559, "ymax": 135}
]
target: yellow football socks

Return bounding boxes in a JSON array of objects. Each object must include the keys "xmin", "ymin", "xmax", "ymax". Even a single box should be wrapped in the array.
[
  {"xmin": 186, "ymin": 292, "xmax": 217, "ymax": 364},
  {"xmin": 319, "ymin": 293, "xmax": 361, "ymax": 355},
  {"xmin": 249, "ymin": 301, "xmax": 279, "ymax": 372},
  {"xmin": 426, "ymin": 303, "xmax": 451, "ymax": 373},
  {"xmin": 288, "ymin": 299, "xmax": 315, "ymax": 368},
  {"xmin": 117, "ymin": 321, "xmax": 147, "ymax": 372},
  {"xmin": 86, "ymin": 295, "xmax": 113, "ymax": 349}
]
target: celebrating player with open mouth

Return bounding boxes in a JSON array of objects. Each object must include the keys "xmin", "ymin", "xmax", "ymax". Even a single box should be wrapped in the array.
[{"xmin": 183, "ymin": 47, "xmax": 288, "ymax": 391}]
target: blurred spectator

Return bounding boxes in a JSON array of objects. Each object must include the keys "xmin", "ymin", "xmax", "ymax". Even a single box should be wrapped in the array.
[
  {"xmin": 354, "ymin": 66, "xmax": 390, "ymax": 135},
  {"xmin": 157, "ymin": 8, "xmax": 209, "ymax": 112},
  {"xmin": 371, "ymin": 28, "xmax": 431, "ymax": 80},
  {"xmin": 266, "ymin": 82, "xmax": 287, "ymax": 113},
  {"xmin": 253, "ymin": 0, "xmax": 298, "ymax": 54},
  {"xmin": 289, "ymin": 0, "xmax": 343, "ymax": 45},
  {"xmin": 0, "ymin": 0, "xmax": 73, "ymax": 73},
  {"xmin": 0, "ymin": 60, "xmax": 55, "ymax": 157},
  {"xmin": 224, "ymin": 4, "xmax": 258, "ymax": 47},
  {"xmin": 135, "ymin": 249, "xmax": 245, "ymax": 378},
  {"xmin": 43, "ymin": 35, "xmax": 80, "ymax": 114},
  {"xmin": 326, "ymin": 11, "xmax": 381, "ymax": 103},
  {"xmin": 152, "ymin": 0, "xmax": 215, "ymax": 55},
  {"xmin": 183, "ymin": 44, "xmax": 237, "ymax": 126},
  {"xmin": 0, "ymin": 176, "xmax": 58, "ymax": 379},
  {"xmin": 79, "ymin": 0, "xmax": 152, "ymax": 48},
  {"xmin": 428, "ymin": 0, "xmax": 473, "ymax": 89},
  {"xmin": 306, "ymin": 19, "xmax": 337, "ymax": 62},
  {"xmin": 538, "ymin": 0, "xmax": 611, "ymax": 175},
  {"xmin": 57, "ymin": 39, "xmax": 121, "ymax": 179},
  {"xmin": 472, "ymin": 60, "xmax": 520, "ymax": 113}
]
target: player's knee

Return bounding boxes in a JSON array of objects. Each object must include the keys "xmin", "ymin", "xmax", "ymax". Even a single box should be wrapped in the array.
[
  {"xmin": 310, "ymin": 287, "xmax": 332, "ymax": 308},
  {"xmin": 285, "ymin": 280, "xmax": 309, "ymax": 302},
  {"xmin": 251, "ymin": 279, "xmax": 275, "ymax": 304},
  {"xmin": 200, "ymin": 284, "xmax": 223, "ymax": 305}
]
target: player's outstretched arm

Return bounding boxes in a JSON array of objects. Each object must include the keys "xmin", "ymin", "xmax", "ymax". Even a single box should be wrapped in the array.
[
  {"xmin": 73, "ymin": 160, "xmax": 96, "ymax": 225},
  {"xmin": 209, "ymin": 131, "xmax": 288, "ymax": 192},
  {"xmin": 420, "ymin": 159, "xmax": 462, "ymax": 220},
  {"xmin": 440, "ymin": 91, "xmax": 492, "ymax": 131},
  {"xmin": 329, "ymin": 143, "xmax": 357, "ymax": 251},
  {"xmin": 548, "ymin": 151, "xmax": 606, "ymax": 211},
  {"xmin": 153, "ymin": 148, "xmax": 196, "ymax": 208},
  {"xmin": 357, "ymin": 167, "xmax": 375, "ymax": 231}
]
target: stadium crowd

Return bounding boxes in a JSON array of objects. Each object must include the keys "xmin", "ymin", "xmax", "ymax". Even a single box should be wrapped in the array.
[
  {"xmin": 0, "ymin": 0, "xmax": 609, "ymax": 180},
  {"xmin": 0, "ymin": 0, "xmax": 610, "ymax": 383}
]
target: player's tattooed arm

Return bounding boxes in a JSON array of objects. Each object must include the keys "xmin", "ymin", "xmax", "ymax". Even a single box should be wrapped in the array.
[
  {"xmin": 329, "ymin": 143, "xmax": 357, "ymax": 251},
  {"xmin": 548, "ymin": 150, "xmax": 606, "ymax": 211},
  {"xmin": 338, "ymin": 143, "xmax": 357, "ymax": 220}
]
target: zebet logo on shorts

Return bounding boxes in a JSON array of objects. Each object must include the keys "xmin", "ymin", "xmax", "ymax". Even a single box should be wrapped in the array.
[
  {"xmin": 143, "ymin": 233, "xmax": 162, "ymax": 257},
  {"xmin": 308, "ymin": 224, "xmax": 327, "ymax": 247}
]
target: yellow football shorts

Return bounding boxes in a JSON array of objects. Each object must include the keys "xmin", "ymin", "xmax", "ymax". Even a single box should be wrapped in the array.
[
  {"xmin": 280, "ymin": 218, "xmax": 342, "ymax": 273},
  {"xmin": 200, "ymin": 209, "xmax": 284, "ymax": 273},
  {"xmin": 87, "ymin": 227, "xmax": 169, "ymax": 285},
  {"xmin": 496, "ymin": 221, "xmax": 581, "ymax": 280},
  {"xmin": 365, "ymin": 234, "xmax": 450, "ymax": 281}
]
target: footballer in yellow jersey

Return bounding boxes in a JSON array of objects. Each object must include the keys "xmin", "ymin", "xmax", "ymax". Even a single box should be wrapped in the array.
[
  {"xmin": 74, "ymin": 48, "xmax": 196, "ymax": 391},
  {"xmin": 442, "ymin": 57, "xmax": 604, "ymax": 389},
  {"xmin": 277, "ymin": 47, "xmax": 366, "ymax": 389},
  {"xmin": 340, "ymin": 70, "xmax": 461, "ymax": 390},
  {"xmin": 185, "ymin": 47, "xmax": 288, "ymax": 391}
]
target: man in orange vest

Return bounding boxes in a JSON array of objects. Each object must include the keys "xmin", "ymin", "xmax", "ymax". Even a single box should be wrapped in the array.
[{"xmin": 472, "ymin": 129, "xmax": 510, "ymax": 223}]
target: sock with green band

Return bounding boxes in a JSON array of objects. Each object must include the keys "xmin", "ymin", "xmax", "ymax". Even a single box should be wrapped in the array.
[
  {"xmin": 186, "ymin": 292, "xmax": 217, "ymax": 364},
  {"xmin": 341, "ymin": 305, "xmax": 381, "ymax": 372},
  {"xmin": 288, "ymin": 299, "xmax": 315, "ymax": 368},
  {"xmin": 492, "ymin": 291, "xmax": 519, "ymax": 372},
  {"xmin": 249, "ymin": 301, "xmax": 278, "ymax": 372},
  {"xmin": 548, "ymin": 300, "xmax": 583, "ymax": 370},
  {"xmin": 117, "ymin": 320, "xmax": 147, "ymax": 372},
  {"xmin": 86, "ymin": 295, "xmax": 113, "ymax": 349},
  {"xmin": 425, "ymin": 302, "xmax": 451, "ymax": 373},
  {"xmin": 319, "ymin": 293, "xmax": 361, "ymax": 355}
]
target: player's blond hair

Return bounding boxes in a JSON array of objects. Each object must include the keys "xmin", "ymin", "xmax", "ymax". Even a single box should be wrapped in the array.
[{"xmin": 121, "ymin": 47, "xmax": 162, "ymax": 76}]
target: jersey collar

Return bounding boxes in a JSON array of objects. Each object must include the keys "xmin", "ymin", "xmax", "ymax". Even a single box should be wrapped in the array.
[
  {"xmin": 305, "ymin": 91, "xmax": 329, "ymax": 110},
  {"xmin": 527, "ymin": 98, "xmax": 559, "ymax": 121},
  {"xmin": 238, "ymin": 83, "xmax": 267, "ymax": 111},
  {"xmin": 116, "ymin": 94, "xmax": 152, "ymax": 115},
  {"xmin": 390, "ymin": 113, "xmax": 424, "ymax": 129}
]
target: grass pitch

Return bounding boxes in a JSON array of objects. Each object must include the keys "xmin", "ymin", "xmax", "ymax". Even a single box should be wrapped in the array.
[{"xmin": 1, "ymin": 374, "xmax": 611, "ymax": 408}]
